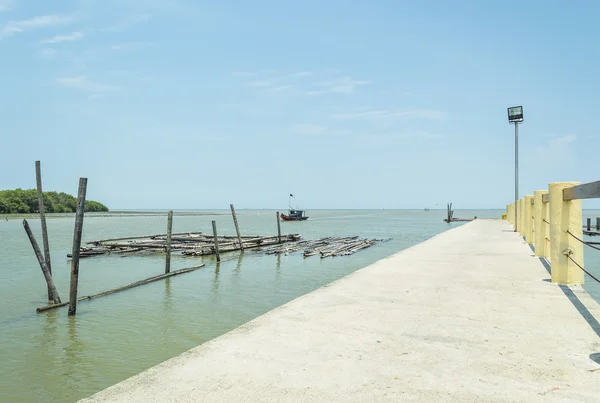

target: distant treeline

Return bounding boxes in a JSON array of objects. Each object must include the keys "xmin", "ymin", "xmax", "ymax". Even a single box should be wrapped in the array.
[{"xmin": 0, "ymin": 188, "xmax": 109, "ymax": 214}]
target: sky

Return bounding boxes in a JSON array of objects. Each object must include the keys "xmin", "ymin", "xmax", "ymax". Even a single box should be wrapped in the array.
[{"xmin": 0, "ymin": 0, "xmax": 599, "ymax": 210}]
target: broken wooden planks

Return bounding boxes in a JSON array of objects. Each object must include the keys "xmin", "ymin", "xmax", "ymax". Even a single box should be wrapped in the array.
[
  {"xmin": 68, "ymin": 233, "xmax": 302, "ymax": 258},
  {"xmin": 37, "ymin": 264, "xmax": 206, "ymax": 313},
  {"xmin": 262, "ymin": 236, "xmax": 391, "ymax": 258}
]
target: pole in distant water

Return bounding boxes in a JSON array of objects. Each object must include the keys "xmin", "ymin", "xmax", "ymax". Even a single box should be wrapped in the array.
[
  {"xmin": 230, "ymin": 204, "xmax": 244, "ymax": 251},
  {"xmin": 276, "ymin": 212, "xmax": 282, "ymax": 243},
  {"xmin": 165, "ymin": 210, "xmax": 173, "ymax": 274},
  {"xmin": 35, "ymin": 161, "xmax": 52, "ymax": 301},
  {"xmin": 68, "ymin": 178, "xmax": 88, "ymax": 316},
  {"xmin": 212, "ymin": 220, "xmax": 221, "ymax": 262}
]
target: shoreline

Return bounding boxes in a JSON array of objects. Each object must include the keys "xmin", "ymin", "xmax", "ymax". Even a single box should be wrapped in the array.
[{"xmin": 1, "ymin": 211, "xmax": 226, "ymax": 220}]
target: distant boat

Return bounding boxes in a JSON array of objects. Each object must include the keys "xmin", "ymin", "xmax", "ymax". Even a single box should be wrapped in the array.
[
  {"xmin": 281, "ymin": 193, "xmax": 309, "ymax": 221},
  {"xmin": 424, "ymin": 208, "xmax": 430, "ymax": 211},
  {"xmin": 281, "ymin": 209, "xmax": 309, "ymax": 221}
]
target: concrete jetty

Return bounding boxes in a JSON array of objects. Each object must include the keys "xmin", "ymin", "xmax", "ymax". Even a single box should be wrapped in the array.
[{"xmin": 81, "ymin": 220, "xmax": 600, "ymax": 403}]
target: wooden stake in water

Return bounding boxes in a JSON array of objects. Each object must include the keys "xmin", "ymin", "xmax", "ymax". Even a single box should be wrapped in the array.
[
  {"xmin": 35, "ymin": 161, "xmax": 53, "ymax": 301},
  {"xmin": 587, "ymin": 218, "xmax": 592, "ymax": 231},
  {"xmin": 212, "ymin": 220, "xmax": 221, "ymax": 262},
  {"xmin": 597, "ymin": 217, "xmax": 600, "ymax": 230},
  {"xmin": 23, "ymin": 219, "xmax": 61, "ymax": 304},
  {"xmin": 230, "ymin": 204, "xmax": 244, "ymax": 251},
  {"xmin": 276, "ymin": 212, "xmax": 282, "ymax": 243},
  {"xmin": 68, "ymin": 178, "xmax": 87, "ymax": 316},
  {"xmin": 165, "ymin": 210, "xmax": 173, "ymax": 274}
]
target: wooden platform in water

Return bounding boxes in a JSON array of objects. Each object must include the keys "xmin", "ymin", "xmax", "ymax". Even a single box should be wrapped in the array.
[{"xmin": 68, "ymin": 233, "xmax": 388, "ymax": 259}]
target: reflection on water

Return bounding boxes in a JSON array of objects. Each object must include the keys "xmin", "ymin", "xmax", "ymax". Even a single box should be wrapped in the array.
[{"xmin": 1, "ymin": 209, "xmax": 598, "ymax": 402}]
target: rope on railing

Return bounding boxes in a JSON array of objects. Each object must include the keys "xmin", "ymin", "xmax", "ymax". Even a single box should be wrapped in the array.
[
  {"xmin": 567, "ymin": 255, "xmax": 600, "ymax": 284},
  {"xmin": 564, "ymin": 230, "xmax": 600, "ymax": 284},
  {"xmin": 567, "ymin": 230, "xmax": 600, "ymax": 252}
]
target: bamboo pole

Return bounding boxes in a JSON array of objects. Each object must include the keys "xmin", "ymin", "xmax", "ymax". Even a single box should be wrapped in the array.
[
  {"xmin": 37, "ymin": 264, "xmax": 205, "ymax": 313},
  {"xmin": 212, "ymin": 220, "xmax": 221, "ymax": 262},
  {"xmin": 277, "ymin": 212, "xmax": 282, "ymax": 243},
  {"xmin": 87, "ymin": 232, "xmax": 202, "ymax": 244},
  {"xmin": 165, "ymin": 210, "xmax": 173, "ymax": 274},
  {"xmin": 68, "ymin": 178, "xmax": 87, "ymax": 316},
  {"xmin": 35, "ymin": 161, "xmax": 53, "ymax": 301},
  {"xmin": 230, "ymin": 204, "xmax": 244, "ymax": 251},
  {"xmin": 23, "ymin": 219, "xmax": 61, "ymax": 304}
]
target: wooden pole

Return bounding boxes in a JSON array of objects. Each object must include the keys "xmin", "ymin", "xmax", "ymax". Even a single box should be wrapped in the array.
[
  {"xmin": 37, "ymin": 264, "xmax": 205, "ymax": 313},
  {"xmin": 23, "ymin": 219, "xmax": 61, "ymax": 304},
  {"xmin": 212, "ymin": 220, "xmax": 221, "ymax": 262},
  {"xmin": 68, "ymin": 178, "xmax": 87, "ymax": 316},
  {"xmin": 165, "ymin": 210, "xmax": 173, "ymax": 274},
  {"xmin": 587, "ymin": 218, "xmax": 591, "ymax": 231},
  {"xmin": 597, "ymin": 217, "xmax": 600, "ymax": 230},
  {"xmin": 276, "ymin": 212, "xmax": 282, "ymax": 243},
  {"xmin": 35, "ymin": 161, "xmax": 53, "ymax": 301},
  {"xmin": 230, "ymin": 204, "xmax": 244, "ymax": 251}
]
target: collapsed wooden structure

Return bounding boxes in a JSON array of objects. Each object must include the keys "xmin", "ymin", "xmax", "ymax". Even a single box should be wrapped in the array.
[
  {"xmin": 68, "ymin": 233, "xmax": 388, "ymax": 259},
  {"xmin": 444, "ymin": 203, "xmax": 476, "ymax": 223},
  {"xmin": 262, "ymin": 236, "xmax": 391, "ymax": 258},
  {"xmin": 69, "ymin": 232, "xmax": 302, "ymax": 258}
]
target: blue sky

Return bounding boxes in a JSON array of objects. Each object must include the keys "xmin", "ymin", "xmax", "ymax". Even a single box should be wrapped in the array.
[{"xmin": 0, "ymin": 0, "xmax": 598, "ymax": 209}]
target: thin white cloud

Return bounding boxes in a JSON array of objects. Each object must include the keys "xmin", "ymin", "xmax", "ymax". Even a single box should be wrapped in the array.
[
  {"xmin": 1, "ymin": 15, "xmax": 71, "ymax": 38},
  {"xmin": 306, "ymin": 76, "xmax": 370, "ymax": 95},
  {"xmin": 55, "ymin": 75, "xmax": 120, "ymax": 92},
  {"xmin": 111, "ymin": 41, "xmax": 152, "ymax": 51},
  {"xmin": 266, "ymin": 85, "xmax": 294, "ymax": 92},
  {"xmin": 40, "ymin": 31, "xmax": 84, "ymax": 44},
  {"xmin": 533, "ymin": 134, "xmax": 576, "ymax": 164},
  {"xmin": 246, "ymin": 81, "xmax": 271, "ymax": 88},
  {"xmin": 0, "ymin": 0, "xmax": 13, "ymax": 12},
  {"xmin": 37, "ymin": 48, "xmax": 59, "ymax": 60},
  {"xmin": 333, "ymin": 107, "xmax": 446, "ymax": 120},
  {"xmin": 290, "ymin": 71, "xmax": 312, "ymax": 77}
]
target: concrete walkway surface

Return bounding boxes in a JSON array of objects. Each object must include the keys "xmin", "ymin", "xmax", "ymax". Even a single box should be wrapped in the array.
[{"xmin": 80, "ymin": 220, "xmax": 600, "ymax": 403}]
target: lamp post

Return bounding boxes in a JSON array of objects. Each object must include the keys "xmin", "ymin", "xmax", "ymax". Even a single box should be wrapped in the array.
[{"xmin": 508, "ymin": 106, "xmax": 523, "ymax": 232}]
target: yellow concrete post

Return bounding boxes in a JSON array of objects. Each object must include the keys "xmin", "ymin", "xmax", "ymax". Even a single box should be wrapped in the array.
[
  {"xmin": 517, "ymin": 199, "xmax": 523, "ymax": 236},
  {"xmin": 549, "ymin": 182, "xmax": 584, "ymax": 285},
  {"xmin": 524, "ymin": 195, "xmax": 534, "ymax": 244},
  {"xmin": 518, "ymin": 198, "xmax": 524, "ymax": 235},
  {"xmin": 533, "ymin": 190, "xmax": 548, "ymax": 257},
  {"xmin": 508, "ymin": 203, "xmax": 513, "ymax": 225},
  {"xmin": 510, "ymin": 203, "xmax": 515, "ymax": 226},
  {"xmin": 543, "ymin": 200, "xmax": 550, "ymax": 258}
]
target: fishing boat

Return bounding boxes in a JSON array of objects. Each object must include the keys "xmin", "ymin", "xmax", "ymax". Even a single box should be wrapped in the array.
[
  {"xmin": 281, "ymin": 209, "xmax": 308, "ymax": 221},
  {"xmin": 281, "ymin": 194, "xmax": 309, "ymax": 221}
]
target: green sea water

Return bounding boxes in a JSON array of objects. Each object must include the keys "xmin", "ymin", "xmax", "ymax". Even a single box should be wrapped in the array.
[{"xmin": 0, "ymin": 209, "xmax": 598, "ymax": 402}]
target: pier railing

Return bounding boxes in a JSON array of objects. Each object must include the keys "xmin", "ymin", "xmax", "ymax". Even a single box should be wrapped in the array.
[{"xmin": 506, "ymin": 181, "xmax": 600, "ymax": 285}]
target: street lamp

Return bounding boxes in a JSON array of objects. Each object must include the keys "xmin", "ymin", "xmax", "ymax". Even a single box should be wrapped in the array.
[{"xmin": 508, "ymin": 106, "xmax": 523, "ymax": 232}]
